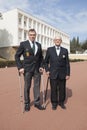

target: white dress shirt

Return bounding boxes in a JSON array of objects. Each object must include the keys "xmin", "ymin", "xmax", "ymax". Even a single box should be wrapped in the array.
[{"xmin": 55, "ymin": 46, "xmax": 60, "ymax": 56}]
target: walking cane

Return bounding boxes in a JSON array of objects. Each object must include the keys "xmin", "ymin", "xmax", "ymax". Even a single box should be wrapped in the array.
[
  {"xmin": 41, "ymin": 73, "xmax": 46, "ymax": 109},
  {"xmin": 18, "ymin": 72, "xmax": 25, "ymax": 113},
  {"xmin": 44, "ymin": 76, "xmax": 49, "ymax": 102}
]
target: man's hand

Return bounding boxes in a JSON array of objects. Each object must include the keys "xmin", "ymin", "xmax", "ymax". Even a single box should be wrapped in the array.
[
  {"xmin": 39, "ymin": 67, "xmax": 44, "ymax": 74},
  {"xmin": 66, "ymin": 76, "xmax": 70, "ymax": 80},
  {"xmin": 19, "ymin": 68, "xmax": 24, "ymax": 75},
  {"xmin": 46, "ymin": 71, "xmax": 50, "ymax": 77}
]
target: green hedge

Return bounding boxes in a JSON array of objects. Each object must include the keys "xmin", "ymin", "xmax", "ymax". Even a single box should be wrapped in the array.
[
  {"xmin": 69, "ymin": 59, "xmax": 85, "ymax": 62},
  {"xmin": 0, "ymin": 60, "xmax": 16, "ymax": 68},
  {"xmin": 0, "ymin": 59, "xmax": 85, "ymax": 68}
]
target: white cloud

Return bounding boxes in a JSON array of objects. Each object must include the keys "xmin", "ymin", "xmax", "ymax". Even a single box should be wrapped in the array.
[
  {"xmin": 0, "ymin": 0, "xmax": 87, "ymax": 41},
  {"xmin": 0, "ymin": 0, "xmax": 30, "ymax": 12}
]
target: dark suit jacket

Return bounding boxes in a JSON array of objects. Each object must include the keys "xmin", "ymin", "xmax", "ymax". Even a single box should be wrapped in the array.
[
  {"xmin": 15, "ymin": 40, "xmax": 43, "ymax": 73},
  {"xmin": 44, "ymin": 46, "xmax": 70, "ymax": 79}
]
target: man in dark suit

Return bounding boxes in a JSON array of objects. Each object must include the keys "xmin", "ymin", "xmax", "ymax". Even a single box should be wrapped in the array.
[
  {"xmin": 44, "ymin": 36, "xmax": 70, "ymax": 110},
  {"xmin": 15, "ymin": 29, "xmax": 45, "ymax": 111}
]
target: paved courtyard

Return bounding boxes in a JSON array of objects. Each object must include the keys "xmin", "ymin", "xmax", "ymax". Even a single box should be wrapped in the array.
[{"xmin": 0, "ymin": 61, "xmax": 87, "ymax": 130}]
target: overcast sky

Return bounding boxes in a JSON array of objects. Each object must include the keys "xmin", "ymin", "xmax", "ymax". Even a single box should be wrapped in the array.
[{"xmin": 0, "ymin": 0, "xmax": 87, "ymax": 42}]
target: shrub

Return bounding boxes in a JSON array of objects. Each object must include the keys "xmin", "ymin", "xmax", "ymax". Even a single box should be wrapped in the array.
[
  {"xmin": 0, "ymin": 60, "xmax": 16, "ymax": 68},
  {"xmin": 69, "ymin": 59, "xmax": 85, "ymax": 62}
]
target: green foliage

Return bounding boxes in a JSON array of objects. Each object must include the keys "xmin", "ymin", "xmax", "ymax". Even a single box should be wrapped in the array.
[
  {"xmin": 70, "ymin": 36, "xmax": 87, "ymax": 53},
  {"xmin": 0, "ymin": 60, "xmax": 16, "ymax": 68},
  {"xmin": 69, "ymin": 59, "xmax": 84, "ymax": 62},
  {"xmin": 70, "ymin": 37, "xmax": 82, "ymax": 53},
  {"xmin": 81, "ymin": 39, "xmax": 87, "ymax": 50},
  {"xmin": 0, "ymin": 29, "xmax": 12, "ymax": 47}
]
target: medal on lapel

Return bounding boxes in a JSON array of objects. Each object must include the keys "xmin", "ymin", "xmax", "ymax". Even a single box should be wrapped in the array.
[
  {"xmin": 26, "ymin": 48, "xmax": 30, "ymax": 56},
  {"xmin": 63, "ymin": 55, "xmax": 65, "ymax": 58},
  {"xmin": 26, "ymin": 52, "xmax": 30, "ymax": 56}
]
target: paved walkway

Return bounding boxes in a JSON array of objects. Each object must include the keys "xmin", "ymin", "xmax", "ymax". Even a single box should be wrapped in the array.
[{"xmin": 0, "ymin": 61, "xmax": 87, "ymax": 130}]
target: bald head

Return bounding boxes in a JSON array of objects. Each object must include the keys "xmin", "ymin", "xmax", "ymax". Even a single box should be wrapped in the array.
[
  {"xmin": 53, "ymin": 36, "xmax": 62, "ymax": 46},
  {"xmin": 54, "ymin": 36, "xmax": 62, "ymax": 40}
]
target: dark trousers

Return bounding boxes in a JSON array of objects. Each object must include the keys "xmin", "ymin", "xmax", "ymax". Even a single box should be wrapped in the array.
[
  {"xmin": 24, "ymin": 71, "xmax": 41, "ymax": 105},
  {"xmin": 50, "ymin": 78, "xmax": 66, "ymax": 106}
]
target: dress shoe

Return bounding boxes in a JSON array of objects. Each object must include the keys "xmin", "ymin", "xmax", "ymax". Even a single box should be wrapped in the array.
[
  {"xmin": 59, "ymin": 102, "xmax": 66, "ymax": 109},
  {"xmin": 52, "ymin": 105, "xmax": 57, "ymax": 110},
  {"xmin": 25, "ymin": 104, "xmax": 30, "ymax": 112},
  {"xmin": 34, "ymin": 104, "xmax": 45, "ymax": 110}
]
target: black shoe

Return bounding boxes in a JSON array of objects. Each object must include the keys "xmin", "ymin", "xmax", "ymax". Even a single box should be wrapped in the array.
[
  {"xmin": 25, "ymin": 104, "xmax": 30, "ymax": 112},
  {"xmin": 59, "ymin": 102, "xmax": 66, "ymax": 109},
  {"xmin": 34, "ymin": 104, "xmax": 45, "ymax": 110},
  {"xmin": 52, "ymin": 105, "xmax": 57, "ymax": 110}
]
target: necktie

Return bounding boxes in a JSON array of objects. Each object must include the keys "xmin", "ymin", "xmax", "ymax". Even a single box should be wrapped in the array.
[
  {"xmin": 57, "ymin": 47, "xmax": 59, "ymax": 50},
  {"xmin": 56, "ymin": 45, "xmax": 60, "ymax": 50},
  {"xmin": 32, "ymin": 41, "xmax": 35, "ymax": 54}
]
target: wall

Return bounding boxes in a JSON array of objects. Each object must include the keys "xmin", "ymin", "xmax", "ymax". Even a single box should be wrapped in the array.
[{"xmin": 69, "ymin": 54, "xmax": 87, "ymax": 60}]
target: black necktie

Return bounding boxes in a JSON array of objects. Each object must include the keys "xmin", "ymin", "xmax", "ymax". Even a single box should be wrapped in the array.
[
  {"xmin": 56, "ymin": 45, "xmax": 60, "ymax": 49},
  {"xmin": 57, "ymin": 47, "xmax": 59, "ymax": 50},
  {"xmin": 32, "ymin": 41, "xmax": 35, "ymax": 54}
]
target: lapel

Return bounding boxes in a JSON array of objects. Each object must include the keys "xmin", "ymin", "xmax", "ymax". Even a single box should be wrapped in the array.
[
  {"xmin": 26, "ymin": 40, "xmax": 34, "ymax": 55},
  {"xmin": 53, "ymin": 46, "xmax": 62, "ymax": 57},
  {"xmin": 53, "ymin": 46, "xmax": 58, "ymax": 57}
]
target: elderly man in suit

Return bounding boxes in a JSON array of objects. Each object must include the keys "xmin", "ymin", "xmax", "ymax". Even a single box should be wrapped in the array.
[
  {"xmin": 15, "ymin": 29, "xmax": 45, "ymax": 111},
  {"xmin": 44, "ymin": 36, "xmax": 70, "ymax": 110}
]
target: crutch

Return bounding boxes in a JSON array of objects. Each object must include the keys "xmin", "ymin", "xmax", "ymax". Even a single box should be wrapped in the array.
[
  {"xmin": 41, "ymin": 73, "xmax": 46, "ymax": 109},
  {"xmin": 18, "ymin": 72, "xmax": 25, "ymax": 113}
]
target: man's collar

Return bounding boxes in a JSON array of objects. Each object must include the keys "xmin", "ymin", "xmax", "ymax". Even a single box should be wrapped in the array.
[
  {"xmin": 29, "ymin": 39, "xmax": 35, "ymax": 44},
  {"xmin": 55, "ymin": 45, "xmax": 60, "ymax": 49}
]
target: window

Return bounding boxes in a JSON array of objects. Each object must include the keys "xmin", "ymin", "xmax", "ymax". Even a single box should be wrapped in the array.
[
  {"xmin": 24, "ymin": 31, "xmax": 27, "ymax": 40},
  {"xmin": 33, "ymin": 20, "xmax": 36, "ymax": 28},
  {"xmin": 24, "ymin": 16, "xmax": 27, "ymax": 27},
  {"xmin": 29, "ymin": 18, "xmax": 32, "ymax": 28},
  {"xmin": 18, "ymin": 13, "xmax": 22, "ymax": 25},
  {"xmin": 18, "ymin": 29, "xmax": 22, "ymax": 39}
]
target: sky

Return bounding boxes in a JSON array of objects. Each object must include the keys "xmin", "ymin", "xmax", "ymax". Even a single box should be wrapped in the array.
[{"xmin": 0, "ymin": 0, "xmax": 87, "ymax": 42}]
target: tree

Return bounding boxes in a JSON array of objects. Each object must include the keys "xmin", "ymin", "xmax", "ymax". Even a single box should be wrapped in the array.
[
  {"xmin": 70, "ymin": 37, "xmax": 82, "ymax": 53},
  {"xmin": 0, "ymin": 29, "xmax": 13, "ymax": 47},
  {"xmin": 81, "ymin": 39, "xmax": 87, "ymax": 50}
]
